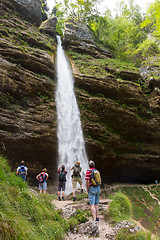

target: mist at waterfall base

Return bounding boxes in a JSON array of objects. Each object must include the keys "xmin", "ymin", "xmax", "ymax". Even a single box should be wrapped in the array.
[{"xmin": 55, "ymin": 36, "xmax": 89, "ymax": 194}]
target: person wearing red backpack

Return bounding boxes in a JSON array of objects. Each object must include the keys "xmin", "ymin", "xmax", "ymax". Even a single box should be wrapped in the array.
[{"xmin": 36, "ymin": 168, "xmax": 49, "ymax": 194}]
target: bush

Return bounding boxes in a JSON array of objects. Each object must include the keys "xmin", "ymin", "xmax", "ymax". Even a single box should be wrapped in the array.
[
  {"xmin": 0, "ymin": 156, "xmax": 67, "ymax": 240},
  {"xmin": 106, "ymin": 192, "xmax": 132, "ymax": 224},
  {"xmin": 132, "ymin": 38, "xmax": 159, "ymax": 60},
  {"xmin": 117, "ymin": 228, "xmax": 151, "ymax": 240}
]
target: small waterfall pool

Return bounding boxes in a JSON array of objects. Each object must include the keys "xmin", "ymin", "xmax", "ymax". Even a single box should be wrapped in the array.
[{"xmin": 55, "ymin": 36, "xmax": 89, "ymax": 194}]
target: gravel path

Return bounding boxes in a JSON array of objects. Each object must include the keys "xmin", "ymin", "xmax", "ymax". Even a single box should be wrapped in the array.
[{"xmin": 52, "ymin": 198, "xmax": 114, "ymax": 240}]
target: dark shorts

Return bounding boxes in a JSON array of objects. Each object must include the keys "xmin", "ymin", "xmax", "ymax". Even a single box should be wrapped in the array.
[{"xmin": 58, "ymin": 181, "xmax": 66, "ymax": 191}]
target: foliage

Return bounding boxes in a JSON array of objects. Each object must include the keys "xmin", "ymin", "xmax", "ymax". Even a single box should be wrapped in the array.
[
  {"xmin": 0, "ymin": 156, "xmax": 67, "ymax": 240},
  {"xmin": 116, "ymin": 228, "xmax": 151, "ymax": 240},
  {"xmin": 132, "ymin": 37, "xmax": 159, "ymax": 60},
  {"xmin": 103, "ymin": 186, "xmax": 160, "ymax": 235},
  {"xmin": 141, "ymin": 0, "xmax": 160, "ymax": 39},
  {"xmin": 106, "ymin": 191, "xmax": 132, "ymax": 224},
  {"xmin": 66, "ymin": 208, "xmax": 88, "ymax": 231},
  {"xmin": 40, "ymin": 0, "xmax": 49, "ymax": 21}
]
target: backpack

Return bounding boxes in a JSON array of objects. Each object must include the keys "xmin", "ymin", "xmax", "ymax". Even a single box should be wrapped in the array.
[
  {"xmin": 90, "ymin": 169, "xmax": 102, "ymax": 186},
  {"xmin": 59, "ymin": 171, "xmax": 66, "ymax": 182},
  {"xmin": 19, "ymin": 166, "xmax": 26, "ymax": 176},
  {"xmin": 73, "ymin": 165, "xmax": 81, "ymax": 176},
  {"xmin": 39, "ymin": 173, "xmax": 46, "ymax": 183}
]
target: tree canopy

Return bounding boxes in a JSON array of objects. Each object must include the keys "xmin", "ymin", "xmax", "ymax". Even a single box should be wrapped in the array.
[{"xmin": 50, "ymin": 0, "xmax": 160, "ymax": 63}]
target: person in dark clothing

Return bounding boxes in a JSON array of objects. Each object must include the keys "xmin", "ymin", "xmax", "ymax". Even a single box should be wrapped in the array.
[{"xmin": 57, "ymin": 164, "xmax": 67, "ymax": 201}]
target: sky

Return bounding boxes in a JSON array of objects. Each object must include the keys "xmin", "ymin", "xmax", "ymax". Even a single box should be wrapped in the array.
[{"xmin": 46, "ymin": 0, "xmax": 154, "ymax": 16}]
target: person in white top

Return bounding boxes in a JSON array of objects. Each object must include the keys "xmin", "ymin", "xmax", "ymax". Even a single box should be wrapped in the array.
[{"xmin": 16, "ymin": 160, "xmax": 28, "ymax": 181}]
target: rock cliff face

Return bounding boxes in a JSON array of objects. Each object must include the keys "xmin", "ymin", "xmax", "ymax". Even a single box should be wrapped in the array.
[
  {"xmin": 0, "ymin": 0, "xmax": 57, "ymax": 183},
  {"xmin": 0, "ymin": 2, "xmax": 160, "ymax": 186},
  {"xmin": 63, "ymin": 19, "xmax": 113, "ymax": 59}
]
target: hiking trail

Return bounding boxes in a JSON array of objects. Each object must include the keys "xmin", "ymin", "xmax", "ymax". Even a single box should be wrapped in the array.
[{"xmin": 52, "ymin": 197, "xmax": 114, "ymax": 240}]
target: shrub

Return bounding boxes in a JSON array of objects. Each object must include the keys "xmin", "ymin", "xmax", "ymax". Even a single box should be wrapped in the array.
[
  {"xmin": 106, "ymin": 192, "xmax": 132, "ymax": 224},
  {"xmin": 116, "ymin": 228, "xmax": 151, "ymax": 240}
]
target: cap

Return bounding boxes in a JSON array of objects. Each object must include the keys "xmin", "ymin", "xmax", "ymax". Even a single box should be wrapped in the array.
[
  {"xmin": 89, "ymin": 160, "xmax": 95, "ymax": 167},
  {"xmin": 76, "ymin": 161, "xmax": 80, "ymax": 165}
]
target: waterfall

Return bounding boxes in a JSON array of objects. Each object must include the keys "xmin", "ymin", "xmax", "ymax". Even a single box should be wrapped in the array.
[{"xmin": 55, "ymin": 36, "xmax": 89, "ymax": 194}]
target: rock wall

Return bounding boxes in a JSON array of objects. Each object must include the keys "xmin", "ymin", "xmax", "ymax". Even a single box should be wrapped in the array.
[{"xmin": 0, "ymin": 2, "xmax": 160, "ymax": 186}]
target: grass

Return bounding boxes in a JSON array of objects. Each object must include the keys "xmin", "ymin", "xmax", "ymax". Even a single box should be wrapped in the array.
[
  {"xmin": 0, "ymin": 155, "xmax": 67, "ymax": 240},
  {"xmin": 102, "ymin": 185, "xmax": 160, "ymax": 236},
  {"xmin": 68, "ymin": 51, "xmax": 139, "ymax": 81},
  {"xmin": 105, "ymin": 191, "xmax": 132, "ymax": 224}
]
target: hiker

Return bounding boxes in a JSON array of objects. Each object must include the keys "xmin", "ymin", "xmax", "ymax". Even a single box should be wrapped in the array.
[
  {"xmin": 57, "ymin": 164, "xmax": 67, "ymax": 201},
  {"xmin": 85, "ymin": 160, "xmax": 101, "ymax": 222},
  {"xmin": 71, "ymin": 161, "xmax": 83, "ymax": 202},
  {"xmin": 36, "ymin": 168, "xmax": 49, "ymax": 194},
  {"xmin": 155, "ymin": 180, "xmax": 158, "ymax": 186},
  {"xmin": 16, "ymin": 160, "xmax": 28, "ymax": 181}
]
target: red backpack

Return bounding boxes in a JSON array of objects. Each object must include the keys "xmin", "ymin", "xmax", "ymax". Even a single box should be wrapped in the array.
[{"xmin": 39, "ymin": 173, "xmax": 46, "ymax": 183}]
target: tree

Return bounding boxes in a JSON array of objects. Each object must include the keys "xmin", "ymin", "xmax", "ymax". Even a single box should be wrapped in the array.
[
  {"xmin": 141, "ymin": 0, "xmax": 160, "ymax": 39},
  {"xmin": 40, "ymin": 0, "xmax": 49, "ymax": 21}
]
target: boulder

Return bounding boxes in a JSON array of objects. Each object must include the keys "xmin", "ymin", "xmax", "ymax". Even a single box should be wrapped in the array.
[
  {"xmin": 63, "ymin": 19, "xmax": 113, "ymax": 58},
  {"xmin": 0, "ymin": 0, "xmax": 42, "ymax": 26},
  {"xmin": 39, "ymin": 17, "xmax": 57, "ymax": 38}
]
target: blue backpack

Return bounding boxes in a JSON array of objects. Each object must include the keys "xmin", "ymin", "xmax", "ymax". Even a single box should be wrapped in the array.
[{"xmin": 19, "ymin": 166, "xmax": 26, "ymax": 176}]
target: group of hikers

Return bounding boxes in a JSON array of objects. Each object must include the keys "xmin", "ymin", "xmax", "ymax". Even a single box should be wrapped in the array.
[{"xmin": 16, "ymin": 160, "xmax": 101, "ymax": 222}]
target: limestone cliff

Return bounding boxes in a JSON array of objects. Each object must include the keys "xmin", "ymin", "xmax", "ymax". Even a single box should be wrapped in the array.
[{"xmin": 0, "ymin": 1, "xmax": 160, "ymax": 186}]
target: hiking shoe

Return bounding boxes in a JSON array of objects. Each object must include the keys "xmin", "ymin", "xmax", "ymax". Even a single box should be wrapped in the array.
[
  {"xmin": 73, "ymin": 197, "xmax": 76, "ymax": 202},
  {"xmin": 95, "ymin": 217, "xmax": 99, "ymax": 222},
  {"xmin": 58, "ymin": 197, "xmax": 61, "ymax": 201},
  {"xmin": 81, "ymin": 189, "xmax": 83, "ymax": 193},
  {"xmin": 62, "ymin": 197, "xmax": 65, "ymax": 201}
]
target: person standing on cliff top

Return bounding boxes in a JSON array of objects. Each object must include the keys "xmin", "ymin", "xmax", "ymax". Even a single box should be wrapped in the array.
[{"xmin": 16, "ymin": 160, "xmax": 28, "ymax": 181}]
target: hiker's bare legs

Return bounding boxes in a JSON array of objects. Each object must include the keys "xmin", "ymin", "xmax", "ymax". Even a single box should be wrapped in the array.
[
  {"xmin": 90, "ymin": 205, "xmax": 96, "ymax": 221},
  {"xmin": 95, "ymin": 204, "xmax": 99, "ymax": 219},
  {"xmin": 73, "ymin": 188, "xmax": 75, "ymax": 197},
  {"xmin": 62, "ymin": 191, "xmax": 64, "ymax": 197},
  {"xmin": 43, "ymin": 190, "xmax": 46, "ymax": 194},
  {"xmin": 58, "ymin": 191, "xmax": 61, "ymax": 197},
  {"xmin": 40, "ymin": 190, "xmax": 42, "ymax": 194}
]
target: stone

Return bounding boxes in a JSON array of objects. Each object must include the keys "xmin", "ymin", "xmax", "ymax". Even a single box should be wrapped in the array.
[
  {"xmin": 1, "ymin": 0, "xmax": 42, "ymax": 26},
  {"xmin": 63, "ymin": 19, "xmax": 112, "ymax": 58},
  {"xmin": 78, "ymin": 221, "xmax": 99, "ymax": 237},
  {"xmin": 39, "ymin": 17, "xmax": 58, "ymax": 38}
]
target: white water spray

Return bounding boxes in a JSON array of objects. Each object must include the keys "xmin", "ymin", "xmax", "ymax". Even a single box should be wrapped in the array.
[{"xmin": 55, "ymin": 36, "xmax": 89, "ymax": 194}]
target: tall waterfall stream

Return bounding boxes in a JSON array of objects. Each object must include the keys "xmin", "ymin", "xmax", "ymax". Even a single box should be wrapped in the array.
[{"xmin": 55, "ymin": 36, "xmax": 89, "ymax": 194}]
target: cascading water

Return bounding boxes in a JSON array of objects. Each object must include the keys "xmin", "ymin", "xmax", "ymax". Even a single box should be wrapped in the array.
[{"xmin": 55, "ymin": 36, "xmax": 89, "ymax": 194}]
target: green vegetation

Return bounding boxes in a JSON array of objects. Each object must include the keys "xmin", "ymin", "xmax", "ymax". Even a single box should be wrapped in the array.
[
  {"xmin": 0, "ymin": 155, "xmax": 67, "ymax": 239},
  {"xmin": 105, "ymin": 192, "xmax": 132, "ymax": 224},
  {"xmin": 117, "ymin": 229, "xmax": 151, "ymax": 240},
  {"xmin": 50, "ymin": 0, "xmax": 160, "ymax": 62},
  {"xmin": 103, "ymin": 185, "xmax": 160, "ymax": 235},
  {"xmin": 67, "ymin": 209, "xmax": 89, "ymax": 231},
  {"xmin": 0, "ymin": 156, "xmax": 92, "ymax": 239}
]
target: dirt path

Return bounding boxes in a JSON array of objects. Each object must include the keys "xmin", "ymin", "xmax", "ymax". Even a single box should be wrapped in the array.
[
  {"xmin": 52, "ymin": 198, "xmax": 115, "ymax": 240},
  {"xmin": 143, "ymin": 186, "xmax": 160, "ymax": 205}
]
